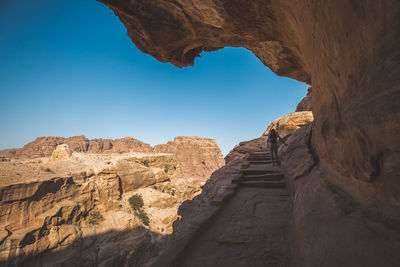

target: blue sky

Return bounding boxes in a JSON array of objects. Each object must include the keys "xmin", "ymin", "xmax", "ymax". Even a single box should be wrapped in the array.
[{"xmin": 0, "ymin": 0, "xmax": 308, "ymax": 155}]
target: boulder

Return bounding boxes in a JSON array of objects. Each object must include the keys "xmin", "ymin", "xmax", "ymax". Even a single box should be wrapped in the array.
[{"xmin": 263, "ymin": 111, "xmax": 314, "ymax": 138}]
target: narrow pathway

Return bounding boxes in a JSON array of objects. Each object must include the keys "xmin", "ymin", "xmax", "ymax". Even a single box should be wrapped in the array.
[{"xmin": 176, "ymin": 152, "xmax": 292, "ymax": 267}]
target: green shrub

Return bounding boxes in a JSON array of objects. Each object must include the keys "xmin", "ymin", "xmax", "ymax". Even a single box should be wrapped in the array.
[
  {"xmin": 128, "ymin": 194, "xmax": 150, "ymax": 226},
  {"xmin": 135, "ymin": 210, "xmax": 150, "ymax": 226},
  {"xmin": 43, "ymin": 167, "xmax": 53, "ymax": 173},
  {"xmin": 143, "ymin": 160, "xmax": 149, "ymax": 167},
  {"xmin": 128, "ymin": 194, "xmax": 144, "ymax": 211},
  {"xmin": 88, "ymin": 210, "xmax": 104, "ymax": 225}
]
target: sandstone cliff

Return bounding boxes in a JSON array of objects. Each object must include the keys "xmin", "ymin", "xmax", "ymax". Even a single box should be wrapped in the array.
[
  {"xmin": 0, "ymin": 134, "xmax": 225, "ymax": 266},
  {"xmin": 0, "ymin": 135, "xmax": 153, "ymax": 159},
  {"xmin": 154, "ymin": 137, "xmax": 225, "ymax": 181},
  {"xmin": 295, "ymin": 86, "xmax": 312, "ymax": 112},
  {"xmin": 0, "ymin": 151, "xmax": 202, "ymax": 266},
  {"xmin": 0, "ymin": 135, "xmax": 224, "ymax": 183}
]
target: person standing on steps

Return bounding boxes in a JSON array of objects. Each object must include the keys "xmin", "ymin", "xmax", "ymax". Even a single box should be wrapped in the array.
[{"xmin": 267, "ymin": 123, "xmax": 287, "ymax": 165}]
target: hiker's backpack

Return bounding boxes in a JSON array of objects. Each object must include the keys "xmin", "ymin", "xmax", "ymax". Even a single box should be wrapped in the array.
[{"xmin": 269, "ymin": 131, "xmax": 277, "ymax": 143}]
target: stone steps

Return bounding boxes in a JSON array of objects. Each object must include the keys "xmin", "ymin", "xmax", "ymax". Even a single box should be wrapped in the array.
[
  {"xmin": 242, "ymin": 173, "xmax": 283, "ymax": 182},
  {"xmin": 241, "ymin": 180, "xmax": 286, "ymax": 189},
  {"xmin": 150, "ymin": 150, "xmax": 288, "ymax": 267},
  {"xmin": 241, "ymin": 169, "xmax": 276, "ymax": 176},
  {"xmin": 240, "ymin": 151, "xmax": 287, "ymax": 189},
  {"xmin": 248, "ymin": 160, "xmax": 271, "ymax": 164},
  {"xmin": 247, "ymin": 156, "xmax": 271, "ymax": 161}
]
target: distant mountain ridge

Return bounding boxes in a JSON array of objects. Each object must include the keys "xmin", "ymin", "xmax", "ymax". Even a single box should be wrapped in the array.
[{"xmin": 0, "ymin": 135, "xmax": 225, "ymax": 181}]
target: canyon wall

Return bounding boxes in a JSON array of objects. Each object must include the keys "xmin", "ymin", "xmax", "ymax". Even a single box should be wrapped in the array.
[
  {"xmin": 0, "ymin": 136, "xmax": 152, "ymax": 158},
  {"xmin": 0, "ymin": 135, "xmax": 225, "ymax": 266},
  {"xmin": 98, "ymin": 0, "xmax": 400, "ymax": 223},
  {"xmin": 0, "ymin": 152, "xmax": 197, "ymax": 266}
]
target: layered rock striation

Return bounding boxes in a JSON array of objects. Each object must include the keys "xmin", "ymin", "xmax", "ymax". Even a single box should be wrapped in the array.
[
  {"xmin": 0, "ymin": 135, "xmax": 225, "ymax": 266},
  {"xmin": 0, "ymin": 135, "xmax": 224, "ymax": 183},
  {"xmin": 0, "ymin": 135, "xmax": 153, "ymax": 159},
  {"xmin": 0, "ymin": 151, "xmax": 202, "ymax": 266},
  {"xmin": 154, "ymin": 136, "xmax": 225, "ymax": 181},
  {"xmin": 263, "ymin": 111, "xmax": 314, "ymax": 138}
]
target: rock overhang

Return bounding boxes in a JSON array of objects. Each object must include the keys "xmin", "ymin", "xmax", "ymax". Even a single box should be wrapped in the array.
[{"xmin": 96, "ymin": 0, "xmax": 400, "ymax": 221}]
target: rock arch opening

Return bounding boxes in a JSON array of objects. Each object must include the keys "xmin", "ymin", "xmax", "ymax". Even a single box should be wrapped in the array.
[{"xmin": 98, "ymin": 0, "xmax": 400, "ymax": 220}]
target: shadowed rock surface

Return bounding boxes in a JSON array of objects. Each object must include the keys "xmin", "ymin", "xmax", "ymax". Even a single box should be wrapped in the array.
[
  {"xmin": 1, "ymin": 0, "xmax": 399, "ymax": 265},
  {"xmin": 95, "ymin": 1, "xmax": 400, "ymax": 265},
  {"xmin": 169, "ymin": 152, "xmax": 291, "ymax": 267},
  {"xmin": 98, "ymin": 0, "xmax": 400, "ymax": 221},
  {"xmin": 295, "ymin": 86, "xmax": 312, "ymax": 112}
]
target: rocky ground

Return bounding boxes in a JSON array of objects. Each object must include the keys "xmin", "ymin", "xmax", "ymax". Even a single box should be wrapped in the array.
[
  {"xmin": 174, "ymin": 153, "xmax": 291, "ymax": 267},
  {"xmin": 178, "ymin": 186, "xmax": 291, "ymax": 267}
]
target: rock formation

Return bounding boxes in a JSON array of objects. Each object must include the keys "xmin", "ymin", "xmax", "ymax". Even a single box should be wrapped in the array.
[
  {"xmin": 262, "ymin": 111, "xmax": 314, "ymax": 138},
  {"xmin": 0, "ymin": 152, "xmax": 202, "ymax": 266},
  {"xmin": 0, "ymin": 136, "xmax": 224, "ymax": 182},
  {"xmin": 0, "ymin": 135, "xmax": 225, "ymax": 266},
  {"xmin": 0, "ymin": 135, "xmax": 153, "ymax": 159},
  {"xmin": 296, "ymin": 86, "xmax": 312, "ymax": 112},
  {"xmin": 224, "ymin": 137, "xmax": 267, "ymax": 163},
  {"xmin": 49, "ymin": 144, "xmax": 72, "ymax": 162},
  {"xmin": 97, "ymin": 0, "xmax": 400, "ymax": 224},
  {"xmin": 154, "ymin": 136, "xmax": 225, "ymax": 181},
  {"xmin": 95, "ymin": 1, "xmax": 400, "ymax": 265},
  {"xmin": 1, "ymin": 0, "xmax": 399, "ymax": 265}
]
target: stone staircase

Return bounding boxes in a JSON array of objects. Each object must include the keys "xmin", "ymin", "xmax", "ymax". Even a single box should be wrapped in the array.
[
  {"xmin": 150, "ymin": 150, "xmax": 289, "ymax": 267},
  {"xmin": 239, "ymin": 151, "xmax": 286, "ymax": 189}
]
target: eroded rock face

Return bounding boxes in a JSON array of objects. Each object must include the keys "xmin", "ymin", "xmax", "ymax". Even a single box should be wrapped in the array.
[
  {"xmin": 0, "ymin": 133, "xmax": 224, "ymax": 265},
  {"xmin": 154, "ymin": 136, "xmax": 225, "ymax": 181},
  {"xmin": 296, "ymin": 86, "xmax": 312, "ymax": 112},
  {"xmin": 98, "ymin": 0, "xmax": 400, "ymax": 221},
  {"xmin": 0, "ymin": 153, "xmax": 201, "ymax": 266},
  {"xmin": 0, "ymin": 135, "xmax": 224, "ymax": 182},
  {"xmin": 0, "ymin": 135, "xmax": 153, "ymax": 158},
  {"xmin": 49, "ymin": 144, "xmax": 72, "ymax": 162},
  {"xmin": 224, "ymin": 137, "xmax": 267, "ymax": 163},
  {"xmin": 98, "ymin": 0, "xmax": 310, "ymax": 82},
  {"xmin": 263, "ymin": 111, "xmax": 314, "ymax": 138},
  {"xmin": 278, "ymin": 124, "xmax": 400, "ymax": 267}
]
